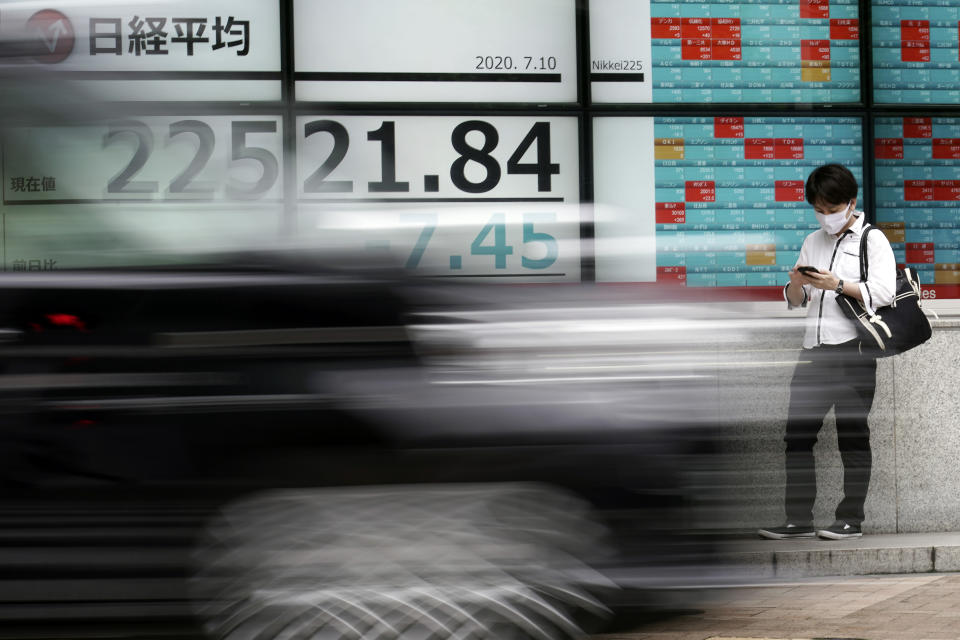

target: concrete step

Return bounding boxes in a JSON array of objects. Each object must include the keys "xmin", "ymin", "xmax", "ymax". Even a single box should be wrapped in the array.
[{"xmin": 720, "ymin": 532, "xmax": 960, "ymax": 578}]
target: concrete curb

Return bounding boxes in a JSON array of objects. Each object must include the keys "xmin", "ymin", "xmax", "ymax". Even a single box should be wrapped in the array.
[{"xmin": 721, "ymin": 532, "xmax": 960, "ymax": 578}]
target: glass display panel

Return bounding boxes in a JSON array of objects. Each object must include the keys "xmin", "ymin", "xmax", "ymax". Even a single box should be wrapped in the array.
[
  {"xmin": 875, "ymin": 116, "xmax": 960, "ymax": 299},
  {"xmin": 590, "ymin": 0, "xmax": 861, "ymax": 103},
  {"xmin": 873, "ymin": 0, "xmax": 960, "ymax": 104},
  {"xmin": 594, "ymin": 116, "xmax": 864, "ymax": 293}
]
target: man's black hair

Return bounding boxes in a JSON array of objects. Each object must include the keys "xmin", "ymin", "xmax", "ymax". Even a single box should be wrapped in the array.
[{"xmin": 805, "ymin": 163, "xmax": 859, "ymax": 206}]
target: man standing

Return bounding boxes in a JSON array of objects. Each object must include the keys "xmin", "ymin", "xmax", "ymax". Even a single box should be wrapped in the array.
[{"xmin": 759, "ymin": 164, "xmax": 897, "ymax": 540}]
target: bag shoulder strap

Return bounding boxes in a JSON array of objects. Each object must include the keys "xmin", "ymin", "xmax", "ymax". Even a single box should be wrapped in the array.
[{"xmin": 858, "ymin": 223, "xmax": 873, "ymax": 282}]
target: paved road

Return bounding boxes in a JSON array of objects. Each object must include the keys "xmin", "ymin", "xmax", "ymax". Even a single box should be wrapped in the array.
[{"xmin": 596, "ymin": 573, "xmax": 960, "ymax": 640}]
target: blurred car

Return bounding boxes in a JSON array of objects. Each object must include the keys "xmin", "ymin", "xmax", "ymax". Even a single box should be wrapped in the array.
[{"xmin": 0, "ymin": 253, "xmax": 753, "ymax": 639}]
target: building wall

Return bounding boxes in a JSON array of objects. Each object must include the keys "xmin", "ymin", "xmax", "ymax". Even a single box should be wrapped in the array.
[{"xmin": 717, "ymin": 317, "xmax": 960, "ymax": 533}]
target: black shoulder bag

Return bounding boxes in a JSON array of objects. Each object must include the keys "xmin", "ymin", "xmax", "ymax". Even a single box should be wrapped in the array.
[{"xmin": 835, "ymin": 225, "xmax": 933, "ymax": 357}]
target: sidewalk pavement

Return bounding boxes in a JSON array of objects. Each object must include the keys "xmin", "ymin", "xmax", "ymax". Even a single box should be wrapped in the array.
[
  {"xmin": 597, "ymin": 573, "xmax": 960, "ymax": 640},
  {"xmin": 721, "ymin": 531, "xmax": 960, "ymax": 578}
]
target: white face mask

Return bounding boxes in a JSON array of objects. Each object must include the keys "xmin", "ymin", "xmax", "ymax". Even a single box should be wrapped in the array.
[{"xmin": 815, "ymin": 201, "xmax": 855, "ymax": 235}]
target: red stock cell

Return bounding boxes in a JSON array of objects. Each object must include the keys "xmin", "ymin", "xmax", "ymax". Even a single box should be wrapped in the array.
[
  {"xmin": 801, "ymin": 40, "xmax": 831, "ymax": 60},
  {"xmin": 714, "ymin": 117, "xmax": 745, "ymax": 138},
  {"xmin": 829, "ymin": 19, "xmax": 859, "ymax": 39},
  {"xmin": 651, "ymin": 17, "xmax": 682, "ymax": 39},
  {"xmin": 685, "ymin": 181, "xmax": 716, "ymax": 202},
  {"xmin": 775, "ymin": 181, "xmax": 806, "ymax": 202},
  {"xmin": 904, "ymin": 118, "xmax": 933, "ymax": 138},
  {"xmin": 874, "ymin": 138, "xmax": 905, "ymax": 159}
]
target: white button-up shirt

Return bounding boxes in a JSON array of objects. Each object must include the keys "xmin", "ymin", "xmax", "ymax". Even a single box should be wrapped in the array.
[{"xmin": 784, "ymin": 213, "xmax": 897, "ymax": 349}]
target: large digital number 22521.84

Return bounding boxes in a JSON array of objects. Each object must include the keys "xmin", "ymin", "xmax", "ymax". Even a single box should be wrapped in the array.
[
  {"xmin": 303, "ymin": 120, "xmax": 560, "ymax": 194},
  {"xmin": 105, "ymin": 120, "xmax": 279, "ymax": 198}
]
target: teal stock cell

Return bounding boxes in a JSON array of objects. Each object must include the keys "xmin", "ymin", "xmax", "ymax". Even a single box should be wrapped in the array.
[
  {"xmin": 657, "ymin": 167, "xmax": 685, "ymax": 182},
  {"xmin": 928, "ymin": 7, "xmax": 959, "ymax": 21},
  {"xmin": 685, "ymin": 231, "xmax": 717, "ymax": 251},
  {"xmin": 872, "ymin": 27, "xmax": 900, "ymax": 41},
  {"xmin": 775, "ymin": 229, "xmax": 811, "ymax": 248},
  {"xmin": 686, "ymin": 273, "xmax": 718, "ymax": 287},
  {"xmin": 745, "ymin": 227, "xmax": 776, "ymax": 242},
  {"xmin": 871, "ymin": 10, "xmax": 900, "ymax": 22},
  {"xmin": 777, "ymin": 250, "xmax": 801, "ymax": 266},
  {"xmin": 680, "ymin": 4, "xmax": 713, "ymax": 18},
  {"xmin": 656, "ymin": 251, "xmax": 686, "ymax": 267},
  {"xmin": 929, "ymin": 27, "xmax": 957, "ymax": 42},
  {"xmin": 775, "ymin": 166, "xmax": 806, "ymax": 180},
  {"xmin": 682, "ymin": 89, "xmax": 715, "ymax": 102},
  {"xmin": 715, "ymin": 188, "xmax": 747, "ymax": 202},
  {"xmin": 877, "ymin": 208, "xmax": 908, "ymax": 223},
  {"xmin": 831, "ymin": 5, "xmax": 858, "ymax": 19},
  {"xmin": 742, "ymin": 48, "xmax": 775, "ymax": 64},
  {"xmin": 717, "ymin": 272, "xmax": 749, "ymax": 287},
  {"xmin": 772, "ymin": 124, "xmax": 805, "ymax": 137},
  {"xmin": 904, "ymin": 209, "xmax": 936, "ymax": 225},
  {"xmin": 653, "ymin": 45, "xmax": 683, "ymax": 62},
  {"xmin": 934, "ymin": 210, "xmax": 960, "ymax": 225},
  {"xmin": 745, "ymin": 210, "xmax": 777, "ymax": 226},
  {"xmin": 658, "ymin": 231, "xmax": 685, "ymax": 252},
  {"xmin": 744, "ymin": 122, "xmax": 776, "ymax": 137},
  {"xmin": 900, "ymin": 90, "xmax": 935, "ymax": 103},
  {"xmin": 682, "ymin": 68, "xmax": 713, "ymax": 83},
  {"xmin": 829, "ymin": 68, "xmax": 859, "ymax": 82},
  {"xmin": 914, "ymin": 269, "xmax": 936, "ymax": 285},
  {"xmin": 654, "ymin": 123, "xmax": 686, "ymax": 137},
  {"xmin": 651, "ymin": 6, "xmax": 681, "ymax": 18},
  {"xmin": 804, "ymin": 145, "xmax": 860, "ymax": 161},
  {"xmin": 713, "ymin": 144, "xmax": 744, "ymax": 160},
  {"xmin": 872, "ymin": 48, "xmax": 905, "ymax": 65},
  {"xmin": 906, "ymin": 228, "xmax": 936, "ymax": 243},
  {"xmin": 874, "ymin": 123, "xmax": 903, "ymax": 138},
  {"xmin": 939, "ymin": 248, "xmax": 960, "ymax": 262},
  {"xmin": 684, "ymin": 145, "xmax": 717, "ymax": 161},
  {"xmin": 717, "ymin": 250, "xmax": 747, "ymax": 265},
  {"xmin": 712, "ymin": 89, "xmax": 745, "ymax": 102},
  {"xmin": 765, "ymin": 4, "xmax": 800, "ymax": 18},
  {"xmin": 656, "ymin": 188, "xmax": 685, "ymax": 202},
  {"xmin": 684, "ymin": 251, "xmax": 718, "ymax": 267},
  {"xmin": 876, "ymin": 188, "xmax": 903, "ymax": 203},
  {"xmin": 715, "ymin": 167, "xmax": 747, "ymax": 182},
  {"xmin": 775, "ymin": 229, "xmax": 809, "ymax": 249},
  {"xmin": 939, "ymin": 229, "xmax": 960, "ymax": 248},
  {"xmin": 741, "ymin": 67, "xmax": 774, "ymax": 82},
  {"xmin": 748, "ymin": 272, "xmax": 783, "ymax": 286},
  {"xmin": 684, "ymin": 209, "xmax": 717, "ymax": 226},
  {"xmin": 931, "ymin": 48, "xmax": 957, "ymax": 64},
  {"xmin": 657, "ymin": 68, "xmax": 685, "ymax": 83},
  {"xmin": 934, "ymin": 166, "xmax": 960, "ymax": 180},
  {"xmin": 905, "ymin": 144, "xmax": 934, "ymax": 160},
  {"xmin": 769, "ymin": 47, "xmax": 802, "ymax": 62},
  {"xmin": 831, "ymin": 48, "xmax": 860, "ymax": 64},
  {"xmin": 797, "ymin": 25, "xmax": 823, "ymax": 39},
  {"xmin": 740, "ymin": 6, "xmax": 774, "ymax": 19},
  {"xmin": 932, "ymin": 122, "xmax": 960, "ymax": 137},
  {"xmin": 894, "ymin": 248, "xmax": 906, "ymax": 263},
  {"xmin": 903, "ymin": 165, "xmax": 934, "ymax": 180},
  {"xmin": 743, "ymin": 167, "xmax": 776, "ymax": 181}
]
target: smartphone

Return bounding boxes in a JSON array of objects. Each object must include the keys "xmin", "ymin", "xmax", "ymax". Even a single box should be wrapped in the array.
[{"xmin": 797, "ymin": 266, "xmax": 821, "ymax": 275}]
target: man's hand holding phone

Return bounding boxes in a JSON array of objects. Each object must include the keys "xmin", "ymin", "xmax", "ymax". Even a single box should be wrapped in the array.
[{"xmin": 792, "ymin": 265, "xmax": 840, "ymax": 291}]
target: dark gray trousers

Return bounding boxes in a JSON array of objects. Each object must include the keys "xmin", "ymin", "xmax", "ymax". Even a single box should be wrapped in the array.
[{"xmin": 783, "ymin": 339, "xmax": 877, "ymax": 526}]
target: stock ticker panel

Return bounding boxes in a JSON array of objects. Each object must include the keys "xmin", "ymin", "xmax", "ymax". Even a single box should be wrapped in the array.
[
  {"xmin": 651, "ymin": 0, "xmax": 860, "ymax": 102},
  {"xmin": 875, "ymin": 117, "xmax": 960, "ymax": 298},
  {"xmin": 655, "ymin": 116, "xmax": 862, "ymax": 288},
  {"xmin": 873, "ymin": 0, "xmax": 960, "ymax": 103}
]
